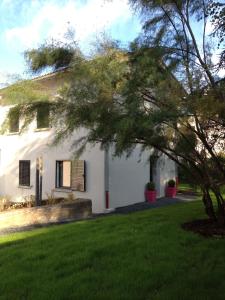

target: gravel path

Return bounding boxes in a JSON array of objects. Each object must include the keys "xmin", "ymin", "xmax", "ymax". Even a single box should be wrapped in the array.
[{"xmin": 114, "ymin": 193, "xmax": 196, "ymax": 214}]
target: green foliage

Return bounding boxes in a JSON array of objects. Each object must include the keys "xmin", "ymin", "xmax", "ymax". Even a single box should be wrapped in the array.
[
  {"xmin": 8, "ymin": 106, "xmax": 20, "ymax": 132},
  {"xmin": 208, "ymin": 1, "xmax": 225, "ymax": 67},
  {"xmin": 37, "ymin": 103, "xmax": 50, "ymax": 129},
  {"xmin": 25, "ymin": 42, "xmax": 75, "ymax": 73},
  {"xmin": 146, "ymin": 181, "xmax": 155, "ymax": 190},
  {"xmin": 205, "ymin": 153, "xmax": 225, "ymax": 187},
  {"xmin": 168, "ymin": 179, "xmax": 176, "ymax": 187},
  {"xmin": 0, "ymin": 80, "xmax": 49, "ymax": 105}
]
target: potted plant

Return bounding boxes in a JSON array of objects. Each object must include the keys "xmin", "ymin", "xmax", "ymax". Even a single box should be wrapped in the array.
[
  {"xmin": 166, "ymin": 179, "xmax": 177, "ymax": 197},
  {"xmin": 145, "ymin": 182, "xmax": 157, "ymax": 203}
]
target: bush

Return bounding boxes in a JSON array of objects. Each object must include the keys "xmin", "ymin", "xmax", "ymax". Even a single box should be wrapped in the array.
[
  {"xmin": 0, "ymin": 196, "xmax": 11, "ymax": 211},
  {"xmin": 168, "ymin": 179, "xmax": 176, "ymax": 188},
  {"xmin": 46, "ymin": 191, "xmax": 57, "ymax": 205},
  {"xmin": 146, "ymin": 182, "xmax": 155, "ymax": 191}
]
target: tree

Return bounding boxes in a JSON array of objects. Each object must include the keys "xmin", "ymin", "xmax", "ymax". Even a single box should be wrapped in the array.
[
  {"xmin": 126, "ymin": 0, "xmax": 225, "ymax": 222},
  {"xmin": 208, "ymin": 1, "xmax": 225, "ymax": 67},
  {"xmin": 3, "ymin": 1, "xmax": 225, "ymax": 224}
]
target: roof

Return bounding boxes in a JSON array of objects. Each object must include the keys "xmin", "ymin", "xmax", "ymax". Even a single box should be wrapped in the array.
[{"xmin": 0, "ymin": 67, "xmax": 71, "ymax": 106}]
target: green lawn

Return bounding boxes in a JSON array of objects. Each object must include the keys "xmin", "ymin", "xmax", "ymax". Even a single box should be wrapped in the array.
[
  {"xmin": 178, "ymin": 182, "xmax": 199, "ymax": 193},
  {"xmin": 0, "ymin": 201, "xmax": 225, "ymax": 300}
]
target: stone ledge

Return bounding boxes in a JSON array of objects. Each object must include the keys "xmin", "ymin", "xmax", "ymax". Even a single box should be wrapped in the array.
[{"xmin": 0, "ymin": 198, "xmax": 92, "ymax": 230}]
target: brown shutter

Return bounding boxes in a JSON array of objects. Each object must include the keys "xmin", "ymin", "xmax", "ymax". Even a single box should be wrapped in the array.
[{"xmin": 71, "ymin": 160, "xmax": 86, "ymax": 191}]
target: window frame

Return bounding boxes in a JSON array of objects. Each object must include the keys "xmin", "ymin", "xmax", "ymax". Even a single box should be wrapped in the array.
[
  {"xmin": 36, "ymin": 105, "xmax": 50, "ymax": 129},
  {"xmin": 19, "ymin": 160, "xmax": 31, "ymax": 187},
  {"xmin": 9, "ymin": 109, "xmax": 19, "ymax": 133},
  {"xmin": 55, "ymin": 160, "xmax": 72, "ymax": 189}
]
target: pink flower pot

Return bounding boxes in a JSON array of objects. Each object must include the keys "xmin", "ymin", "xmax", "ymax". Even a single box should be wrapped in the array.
[
  {"xmin": 166, "ymin": 187, "xmax": 177, "ymax": 197},
  {"xmin": 145, "ymin": 190, "xmax": 156, "ymax": 203}
]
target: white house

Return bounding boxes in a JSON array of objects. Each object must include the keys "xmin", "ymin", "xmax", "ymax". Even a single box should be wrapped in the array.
[{"xmin": 0, "ymin": 71, "xmax": 177, "ymax": 213}]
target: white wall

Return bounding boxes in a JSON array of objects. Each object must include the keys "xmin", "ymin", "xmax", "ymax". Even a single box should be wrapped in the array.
[
  {"xmin": 0, "ymin": 105, "xmax": 177, "ymax": 213},
  {"xmin": 154, "ymin": 154, "xmax": 177, "ymax": 197},
  {"xmin": 108, "ymin": 147, "xmax": 177, "ymax": 207},
  {"xmin": 108, "ymin": 146, "xmax": 150, "ymax": 208},
  {"xmin": 0, "ymin": 107, "xmax": 105, "ymax": 213}
]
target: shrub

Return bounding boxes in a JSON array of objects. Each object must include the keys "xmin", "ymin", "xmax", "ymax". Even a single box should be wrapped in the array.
[
  {"xmin": 46, "ymin": 191, "xmax": 57, "ymax": 205},
  {"xmin": 0, "ymin": 196, "xmax": 11, "ymax": 211},
  {"xmin": 146, "ymin": 182, "xmax": 155, "ymax": 191},
  {"xmin": 23, "ymin": 195, "xmax": 35, "ymax": 208},
  {"xmin": 168, "ymin": 179, "xmax": 176, "ymax": 188}
]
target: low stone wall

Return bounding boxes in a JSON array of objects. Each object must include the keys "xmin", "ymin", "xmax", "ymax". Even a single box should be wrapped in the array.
[{"xmin": 0, "ymin": 199, "xmax": 92, "ymax": 230}]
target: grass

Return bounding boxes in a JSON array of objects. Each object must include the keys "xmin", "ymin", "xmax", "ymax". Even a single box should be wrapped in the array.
[
  {"xmin": 178, "ymin": 182, "xmax": 199, "ymax": 193},
  {"xmin": 178, "ymin": 183, "xmax": 225, "ymax": 195},
  {"xmin": 0, "ymin": 201, "xmax": 225, "ymax": 299}
]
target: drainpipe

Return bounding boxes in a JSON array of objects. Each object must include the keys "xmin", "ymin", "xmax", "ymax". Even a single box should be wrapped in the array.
[
  {"xmin": 105, "ymin": 191, "xmax": 109, "ymax": 209},
  {"xmin": 104, "ymin": 149, "xmax": 109, "ymax": 209},
  {"xmin": 39, "ymin": 156, "xmax": 43, "ymax": 205},
  {"xmin": 35, "ymin": 157, "xmax": 40, "ymax": 206}
]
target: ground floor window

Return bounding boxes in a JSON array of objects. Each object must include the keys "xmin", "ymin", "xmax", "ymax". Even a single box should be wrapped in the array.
[
  {"xmin": 55, "ymin": 160, "xmax": 86, "ymax": 191},
  {"xmin": 56, "ymin": 160, "xmax": 71, "ymax": 188},
  {"xmin": 19, "ymin": 160, "xmax": 30, "ymax": 186}
]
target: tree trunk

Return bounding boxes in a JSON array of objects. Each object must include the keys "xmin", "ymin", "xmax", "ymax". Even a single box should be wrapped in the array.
[
  {"xmin": 202, "ymin": 188, "xmax": 216, "ymax": 221},
  {"xmin": 212, "ymin": 188, "xmax": 225, "ymax": 227}
]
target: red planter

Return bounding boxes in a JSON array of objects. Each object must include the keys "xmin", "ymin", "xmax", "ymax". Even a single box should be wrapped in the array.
[
  {"xmin": 145, "ymin": 190, "xmax": 156, "ymax": 203},
  {"xmin": 166, "ymin": 187, "xmax": 177, "ymax": 197}
]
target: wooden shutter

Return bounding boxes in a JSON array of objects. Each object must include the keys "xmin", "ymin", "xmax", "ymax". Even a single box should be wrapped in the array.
[{"xmin": 71, "ymin": 160, "xmax": 86, "ymax": 191}]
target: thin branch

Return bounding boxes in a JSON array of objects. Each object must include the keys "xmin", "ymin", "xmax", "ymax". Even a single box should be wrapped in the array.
[{"xmin": 202, "ymin": 0, "xmax": 207, "ymax": 64}]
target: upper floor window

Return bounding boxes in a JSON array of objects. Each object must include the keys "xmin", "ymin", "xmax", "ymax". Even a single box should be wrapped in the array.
[
  {"xmin": 9, "ymin": 108, "xmax": 19, "ymax": 133},
  {"xmin": 37, "ymin": 105, "xmax": 50, "ymax": 129}
]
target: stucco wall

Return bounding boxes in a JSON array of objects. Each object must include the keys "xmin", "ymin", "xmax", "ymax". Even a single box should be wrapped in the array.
[
  {"xmin": 0, "ymin": 104, "xmax": 177, "ymax": 213},
  {"xmin": 108, "ymin": 146, "xmax": 150, "ymax": 209},
  {"xmin": 154, "ymin": 154, "xmax": 177, "ymax": 198},
  {"xmin": 0, "ymin": 107, "xmax": 105, "ymax": 213},
  {"xmin": 108, "ymin": 147, "xmax": 177, "ymax": 207}
]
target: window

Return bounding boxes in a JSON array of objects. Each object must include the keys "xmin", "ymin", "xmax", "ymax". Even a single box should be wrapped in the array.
[
  {"xmin": 37, "ymin": 105, "xmax": 50, "ymax": 129},
  {"xmin": 56, "ymin": 161, "xmax": 71, "ymax": 188},
  {"xmin": 9, "ymin": 109, "xmax": 19, "ymax": 133},
  {"xmin": 55, "ymin": 160, "xmax": 86, "ymax": 191},
  {"xmin": 19, "ymin": 160, "xmax": 30, "ymax": 186}
]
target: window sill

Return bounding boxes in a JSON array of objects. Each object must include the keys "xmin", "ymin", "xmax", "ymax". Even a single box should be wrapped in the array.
[
  {"xmin": 54, "ymin": 188, "xmax": 72, "ymax": 193},
  {"xmin": 7, "ymin": 132, "xmax": 20, "ymax": 136},
  {"xmin": 18, "ymin": 185, "xmax": 33, "ymax": 189},
  {"xmin": 71, "ymin": 188, "xmax": 85, "ymax": 192},
  {"xmin": 34, "ymin": 128, "xmax": 50, "ymax": 132}
]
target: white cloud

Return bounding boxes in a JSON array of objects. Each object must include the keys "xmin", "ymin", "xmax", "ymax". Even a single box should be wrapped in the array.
[
  {"xmin": 205, "ymin": 21, "xmax": 214, "ymax": 35},
  {"xmin": 0, "ymin": 72, "xmax": 8, "ymax": 88},
  {"xmin": 0, "ymin": 71, "xmax": 21, "ymax": 88},
  {"xmin": 5, "ymin": 0, "xmax": 132, "ymax": 50}
]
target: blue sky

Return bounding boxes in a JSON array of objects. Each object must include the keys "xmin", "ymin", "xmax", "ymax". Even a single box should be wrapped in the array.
[{"xmin": 0, "ymin": 0, "xmax": 141, "ymax": 86}]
